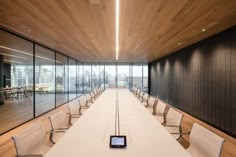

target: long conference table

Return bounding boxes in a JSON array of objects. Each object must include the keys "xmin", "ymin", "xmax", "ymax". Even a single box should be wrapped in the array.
[{"xmin": 44, "ymin": 89, "xmax": 191, "ymax": 157}]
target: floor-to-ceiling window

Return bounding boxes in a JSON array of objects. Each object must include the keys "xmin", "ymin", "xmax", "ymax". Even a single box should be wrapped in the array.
[
  {"xmin": 35, "ymin": 45, "xmax": 55, "ymax": 116},
  {"xmin": 84, "ymin": 65, "xmax": 91, "ymax": 93},
  {"xmin": 69, "ymin": 58, "xmax": 76, "ymax": 100},
  {"xmin": 118, "ymin": 65, "xmax": 130, "ymax": 89},
  {"xmin": 105, "ymin": 65, "xmax": 116, "ymax": 88},
  {"xmin": 133, "ymin": 65, "xmax": 143, "ymax": 89},
  {"xmin": 0, "ymin": 29, "xmax": 34, "ymax": 134},
  {"xmin": 99, "ymin": 64, "xmax": 105, "ymax": 90},
  {"xmin": 143, "ymin": 65, "xmax": 148, "ymax": 92},
  {"xmin": 92, "ymin": 64, "xmax": 99, "ymax": 89},
  {"xmin": 56, "ymin": 53, "xmax": 68, "ymax": 106},
  {"xmin": 78, "ymin": 63, "xmax": 84, "ymax": 95}
]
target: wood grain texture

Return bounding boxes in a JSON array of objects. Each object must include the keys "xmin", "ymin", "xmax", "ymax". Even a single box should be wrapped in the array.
[
  {"xmin": 0, "ymin": 0, "xmax": 236, "ymax": 62},
  {"xmin": 149, "ymin": 26, "xmax": 236, "ymax": 137}
]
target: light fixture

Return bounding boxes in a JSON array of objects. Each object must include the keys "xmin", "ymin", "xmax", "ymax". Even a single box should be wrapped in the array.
[
  {"xmin": 178, "ymin": 42, "xmax": 181, "ymax": 45},
  {"xmin": 201, "ymin": 28, "xmax": 206, "ymax": 32},
  {"xmin": 27, "ymin": 29, "xmax": 31, "ymax": 32},
  {"xmin": 115, "ymin": 0, "xmax": 120, "ymax": 61}
]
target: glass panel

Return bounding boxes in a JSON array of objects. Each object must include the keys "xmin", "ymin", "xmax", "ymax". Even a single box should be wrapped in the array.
[
  {"xmin": 78, "ymin": 63, "xmax": 84, "ymax": 95},
  {"xmin": 105, "ymin": 65, "xmax": 116, "ymax": 88},
  {"xmin": 84, "ymin": 65, "xmax": 91, "ymax": 93},
  {"xmin": 133, "ymin": 65, "xmax": 142, "ymax": 89},
  {"xmin": 35, "ymin": 45, "xmax": 55, "ymax": 116},
  {"xmin": 92, "ymin": 65, "xmax": 99, "ymax": 89},
  {"xmin": 0, "ymin": 29, "xmax": 33, "ymax": 134},
  {"xmin": 118, "ymin": 65, "xmax": 130, "ymax": 89},
  {"xmin": 143, "ymin": 65, "xmax": 148, "ymax": 92},
  {"xmin": 99, "ymin": 64, "xmax": 105, "ymax": 90},
  {"xmin": 56, "ymin": 53, "xmax": 68, "ymax": 106},
  {"xmin": 69, "ymin": 58, "xmax": 76, "ymax": 100}
]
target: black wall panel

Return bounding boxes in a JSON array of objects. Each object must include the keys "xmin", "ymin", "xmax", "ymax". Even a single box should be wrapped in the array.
[{"xmin": 150, "ymin": 26, "xmax": 236, "ymax": 137}]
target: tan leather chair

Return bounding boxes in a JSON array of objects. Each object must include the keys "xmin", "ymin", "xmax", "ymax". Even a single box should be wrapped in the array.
[
  {"xmin": 49, "ymin": 111, "xmax": 69, "ymax": 144},
  {"xmin": 187, "ymin": 123, "xmax": 225, "ymax": 157},
  {"xmin": 12, "ymin": 123, "xmax": 50, "ymax": 157}
]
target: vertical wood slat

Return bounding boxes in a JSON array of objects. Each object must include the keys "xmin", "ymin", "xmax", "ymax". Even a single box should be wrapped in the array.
[{"xmin": 149, "ymin": 26, "xmax": 236, "ymax": 137}]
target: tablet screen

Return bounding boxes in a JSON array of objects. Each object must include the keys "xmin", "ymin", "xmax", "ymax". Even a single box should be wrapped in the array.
[{"xmin": 110, "ymin": 136, "xmax": 127, "ymax": 148}]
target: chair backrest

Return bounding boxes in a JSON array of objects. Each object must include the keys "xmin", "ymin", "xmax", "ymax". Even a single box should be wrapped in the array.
[
  {"xmin": 12, "ymin": 123, "xmax": 46, "ymax": 156},
  {"xmin": 139, "ymin": 91, "xmax": 144, "ymax": 97},
  {"xmin": 79, "ymin": 95, "xmax": 87, "ymax": 107},
  {"xmin": 85, "ymin": 93, "xmax": 91, "ymax": 101},
  {"xmin": 188, "ymin": 123, "xmax": 225, "ymax": 157},
  {"xmin": 49, "ymin": 110, "xmax": 68, "ymax": 130},
  {"xmin": 68, "ymin": 103, "xmax": 81, "ymax": 115},
  {"xmin": 155, "ymin": 101, "xmax": 166, "ymax": 114},
  {"xmin": 165, "ymin": 108, "xmax": 183, "ymax": 126},
  {"xmin": 90, "ymin": 91, "xmax": 94, "ymax": 97},
  {"xmin": 143, "ymin": 93, "xmax": 149, "ymax": 100},
  {"xmin": 148, "ymin": 96, "xmax": 156, "ymax": 106}
]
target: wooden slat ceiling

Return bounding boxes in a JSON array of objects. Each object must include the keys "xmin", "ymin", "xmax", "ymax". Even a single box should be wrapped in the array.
[{"xmin": 0, "ymin": 0, "xmax": 236, "ymax": 62}]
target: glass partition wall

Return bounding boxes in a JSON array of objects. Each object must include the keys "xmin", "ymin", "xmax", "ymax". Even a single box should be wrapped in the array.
[{"xmin": 0, "ymin": 28, "xmax": 148, "ymax": 135}]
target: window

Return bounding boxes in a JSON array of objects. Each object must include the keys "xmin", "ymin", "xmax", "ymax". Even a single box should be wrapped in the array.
[
  {"xmin": 105, "ymin": 65, "xmax": 116, "ymax": 88},
  {"xmin": 84, "ymin": 65, "xmax": 91, "ymax": 93},
  {"xmin": 0, "ymin": 29, "xmax": 34, "ymax": 134},
  {"xmin": 35, "ymin": 45, "xmax": 55, "ymax": 116},
  {"xmin": 118, "ymin": 65, "xmax": 130, "ymax": 89},
  {"xmin": 78, "ymin": 63, "xmax": 84, "ymax": 95},
  {"xmin": 56, "ymin": 53, "xmax": 68, "ymax": 106},
  {"xmin": 133, "ymin": 65, "xmax": 142, "ymax": 89},
  {"xmin": 69, "ymin": 58, "xmax": 76, "ymax": 100},
  {"xmin": 99, "ymin": 64, "xmax": 105, "ymax": 90},
  {"xmin": 92, "ymin": 65, "xmax": 99, "ymax": 89},
  {"xmin": 143, "ymin": 65, "xmax": 148, "ymax": 92}
]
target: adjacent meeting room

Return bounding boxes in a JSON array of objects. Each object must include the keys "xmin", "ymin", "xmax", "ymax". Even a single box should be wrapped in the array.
[{"xmin": 0, "ymin": 0, "xmax": 235, "ymax": 157}]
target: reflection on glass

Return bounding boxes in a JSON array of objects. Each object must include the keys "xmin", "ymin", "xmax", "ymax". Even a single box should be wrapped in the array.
[
  {"xmin": 69, "ymin": 58, "xmax": 76, "ymax": 100},
  {"xmin": 78, "ymin": 63, "xmax": 84, "ymax": 95},
  {"xmin": 105, "ymin": 65, "xmax": 115, "ymax": 88},
  {"xmin": 133, "ymin": 65, "xmax": 142, "ymax": 89},
  {"xmin": 92, "ymin": 65, "xmax": 99, "ymax": 89},
  {"xmin": 84, "ymin": 65, "xmax": 91, "ymax": 93},
  {"xmin": 99, "ymin": 65, "xmax": 105, "ymax": 90},
  {"xmin": 56, "ymin": 53, "xmax": 68, "ymax": 106},
  {"xmin": 0, "ymin": 29, "xmax": 33, "ymax": 134},
  {"xmin": 143, "ymin": 65, "xmax": 148, "ymax": 92},
  {"xmin": 118, "ymin": 65, "xmax": 130, "ymax": 88},
  {"xmin": 35, "ymin": 45, "xmax": 55, "ymax": 116}
]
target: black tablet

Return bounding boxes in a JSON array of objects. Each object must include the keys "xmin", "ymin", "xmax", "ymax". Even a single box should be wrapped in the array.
[{"xmin": 110, "ymin": 135, "xmax": 127, "ymax": 148}]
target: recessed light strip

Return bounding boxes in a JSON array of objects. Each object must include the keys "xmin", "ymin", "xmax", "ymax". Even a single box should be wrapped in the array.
[{"xmin": 115, "ymin": 0, "xmax": 120, "ymax": 60}]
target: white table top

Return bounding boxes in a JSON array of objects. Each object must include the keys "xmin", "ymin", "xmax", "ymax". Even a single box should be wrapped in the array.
[{"xmin": 44, "ymin": 89, "xmax": 191, "ymax": 157}]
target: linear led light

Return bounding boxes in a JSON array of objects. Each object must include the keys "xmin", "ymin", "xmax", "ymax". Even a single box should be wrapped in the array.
[
  {"xmin": 0, "ymin": 53, "xmax": 27, "ymax": 59},
  {"xmin": 115, "ymin": 0, "xmax": 120, "ymax": 60},
  {"xmin": 0, "ymin": 45, "xmax": 62, "ymax": 64},
  {"xmin": 4, "ymin": 59, "xmax": 22, "ymax": 64}
]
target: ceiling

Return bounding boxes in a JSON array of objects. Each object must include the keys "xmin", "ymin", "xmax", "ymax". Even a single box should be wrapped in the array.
[{"xmin": 0, "ymin": 0, "xmax": 236, "ymax": 62}]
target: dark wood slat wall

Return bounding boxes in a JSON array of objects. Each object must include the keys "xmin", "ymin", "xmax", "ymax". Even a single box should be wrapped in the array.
[{"xmin": 149, "ymin": 26, "xmax": 236, "ymax": 137}]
